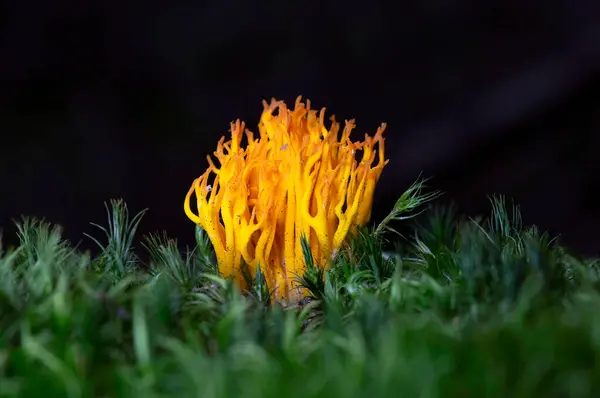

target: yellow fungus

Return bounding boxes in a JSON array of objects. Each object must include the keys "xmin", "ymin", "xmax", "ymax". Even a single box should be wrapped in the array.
[{"xmin": 184, "ymin": 97, "xmax": 388, "ymax": 304}]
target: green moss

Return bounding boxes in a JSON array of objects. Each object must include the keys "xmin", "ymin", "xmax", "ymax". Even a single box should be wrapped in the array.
[{"xmin": 0, "ymin": 183, "xmax": 598, "ymax": 398}]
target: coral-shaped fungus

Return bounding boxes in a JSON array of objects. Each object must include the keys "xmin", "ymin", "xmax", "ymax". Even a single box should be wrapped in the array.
[{"xmin": 184, "ymin": 97, "xmax": 388, "ymax": 304}]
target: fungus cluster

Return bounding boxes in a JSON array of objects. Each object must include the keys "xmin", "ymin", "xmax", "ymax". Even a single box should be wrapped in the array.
[{"xmin": 184, "ymin": 97, "xmax": 388, "ymax": 303}]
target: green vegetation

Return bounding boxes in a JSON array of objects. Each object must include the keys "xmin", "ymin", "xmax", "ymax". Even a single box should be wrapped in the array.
[{"xmin": 1, "ymin": 180, "xmax": 599, "ymax": 397}]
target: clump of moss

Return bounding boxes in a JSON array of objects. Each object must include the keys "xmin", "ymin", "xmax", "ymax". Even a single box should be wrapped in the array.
[{"xmin": 1, "ymin": 182, "xmax": 599, "ymax": 398}]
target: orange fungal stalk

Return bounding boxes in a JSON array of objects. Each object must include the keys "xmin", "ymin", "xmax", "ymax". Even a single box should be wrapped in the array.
[{"xmin": 184, "ymin": 97, "xmax": 388, "ymax": 304}]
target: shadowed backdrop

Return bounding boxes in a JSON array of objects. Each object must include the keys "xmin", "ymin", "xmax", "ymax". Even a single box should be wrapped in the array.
[{"xmin": 1, "ymin": 0, "xmax": 599, "ymax": 256}]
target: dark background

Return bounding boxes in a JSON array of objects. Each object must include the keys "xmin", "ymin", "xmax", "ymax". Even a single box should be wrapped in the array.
[{"xmin": 1, "ymin": 1, "xmax": 599, "ymax": 256}]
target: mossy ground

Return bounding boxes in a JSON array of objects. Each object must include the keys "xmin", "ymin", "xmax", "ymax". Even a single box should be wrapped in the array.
[{"xmin": 1, "ymin": 181, "xmax": 599, "ymax": 398}]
